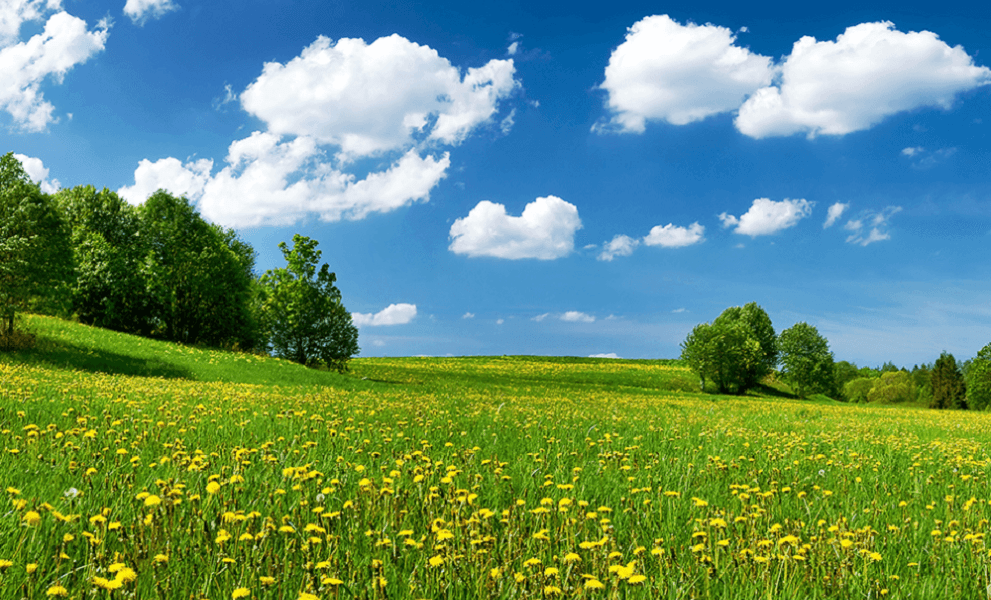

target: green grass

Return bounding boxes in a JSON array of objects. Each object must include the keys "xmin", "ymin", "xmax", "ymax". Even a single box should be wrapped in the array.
[{"xmin": 1, "ymin": 315, "xmax": 990, "ymax": 600}]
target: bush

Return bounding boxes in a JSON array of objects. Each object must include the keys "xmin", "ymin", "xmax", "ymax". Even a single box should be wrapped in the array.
[{"xmin": 866, "ymin": 371, "xmax": 915, "ymax": 404}]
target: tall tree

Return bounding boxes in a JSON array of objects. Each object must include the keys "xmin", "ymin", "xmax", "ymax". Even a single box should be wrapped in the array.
[
  {"xmin": 0, "ymin": 153, "xmax": 71, "ymax": 341},
  {"xmin": 712, "ymin": 302, "xmax": 777, "ymax": 390},
  {"xmin": 965, "ymin": 343, "xmax": 991, "ymax": 411},
  {"xmin": 778, "ymin": 322, "xmax": 836, "ymax": 398},
  {"xmin": 55, "ymin": 185, "xmax": 157, "ymax": 335},
  {"xmin": 680, "ymin": 319, "xmax": 761, "ymax": 395},
  {"xmin": 258, "ymin": 234, "xmax": 359, "ymax": 372},
  {"xmin": 931, "ymin": 352, "xmax": 967, "ymax": 410}
]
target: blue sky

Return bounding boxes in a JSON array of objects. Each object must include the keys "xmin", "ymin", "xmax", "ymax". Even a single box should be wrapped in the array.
[{"xmin": 4, "ymin": 0, "xmax": 990, "ymax": 366}]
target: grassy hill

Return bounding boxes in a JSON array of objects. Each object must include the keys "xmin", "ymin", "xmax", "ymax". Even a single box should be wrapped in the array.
[{"xmin": 1, "ymin": 315, "xmax": 989, "ymax": 600}]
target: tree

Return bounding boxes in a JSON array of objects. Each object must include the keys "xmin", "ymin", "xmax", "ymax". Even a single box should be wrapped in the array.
[
  {"xmin": 258, "ymin": 234, "xmax": 359, "ymax": 372},
  {"xmin": 866, "ymin": 371, "xmax": 915, "ymax": 404},
  {"xmin": 55, "ymin": 185, "xmax": 156, "ymax": 335},
  {"xmin": 0, "ymin": 153, "xmax": 71, "ymax": 342},
  {"xmin": 712, "ymin": 302, "xmax": 777, "ymax": 390},
  {"xmin": 843, "ymin": 377, "xmax": 875, "ymax": 403},
  {"xmin": 778, "ymin": 322, "xmax": 836, "ymax": 398},
  {"xmin": 680, "ymin": 319, "xmax": 761, "ymax": 395},
  {"xmin": 965, "ymin": 343, "xmax": 991, "ymax": 411},
  {"xmin": 931, "ymin": 352, "xmax": 967, "ymax": 410},
  {"xmin": 140, "ymin": 190, "xmax": 258, "ymax": 348}
]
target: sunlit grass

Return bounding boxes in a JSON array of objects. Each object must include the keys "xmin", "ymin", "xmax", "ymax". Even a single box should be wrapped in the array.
[{"xmin": 0, "ymin": 316, "xmax": 989, "ymax": 599}]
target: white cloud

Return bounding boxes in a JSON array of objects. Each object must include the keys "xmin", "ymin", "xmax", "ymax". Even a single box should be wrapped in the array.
[
  {"xmin": 123, "ymin": 0, "xmax": 178, "ymax": 25},
  {"xmin": 507, "ymin": 41, "xmax": 519, "ymax": 55},
  {"xmin": 240, "ymin": 34, "xmax": 519, "ymax": 159},
  {"xmin": 462, "ymin": 312, "xmax": 474, "ymax": 319},
  {"xmin": 598, "ymin": 234, "xmax": 639, "ymax": 261},
  {"xmin": 901, "ymin": 146, "xmax": 924, "ymax": 157},
  {"xmin": 736, "ymin": 22, "xmax": 991, "ymax": 138},
  {"xmin": 596, "ymin": 14, "xmax": 774, "ymax": 132},
  {"xmin": 719, "ymin": 198, "xmax": 813, "ymax": 236},
  {"xmin": 351, "ymin": 303, "xmax": 417, "ymax": 327},
  {"xmin": 844, "ymin": 206, "xmax": 902, "ymax": 246},
  {"xmin": 824, "ymin": 202, "xmax": 848, "ymax": 228},
  {"xmin": 561, "ymin": 311, "xmax": 595, "ymax": 323},
  {"xmin": 117, "ymin": 156, "xmax": 212, "ymax": 205},
  {"xmin": 496, "ymin": 318, "xmax": 504, "ymax": 325},
  {"xmin": 589, "ymin": 353, "xmax": 620, "ymax": 359},
  {"xmin": 672, "ymin": 308, "xmax": 687, "ymax": 313},
  {"xmin": 13, "ymin": 152, "xmax": 59, "ymax": 193},
  {"xmin": 532, "ymin": 313, "xmax": 550, "ymax": 322},
  {"xmin": 449, "ymin": 195, "xmax": 582, "ymax": 260},
  {"xmin": 120, "ymin": 132, "xmax": 450, "ymax": 227},
  {"xmin": 0, "ymin": 9, "xmax": 109, "ymax": 131},
  {"xmin": 643, "ymin": 222, "xmax": 705, "ymax": 247}
]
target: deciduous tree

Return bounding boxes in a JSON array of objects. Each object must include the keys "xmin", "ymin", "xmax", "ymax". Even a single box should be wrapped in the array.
[{"xmin": 778, "ymin": 322, "xmax": 836, "ymax": 398}]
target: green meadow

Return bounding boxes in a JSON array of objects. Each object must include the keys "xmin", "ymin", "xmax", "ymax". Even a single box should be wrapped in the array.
[{"xmin": 1, "ymin": 315, "xmax": 990, "ymax": 599}]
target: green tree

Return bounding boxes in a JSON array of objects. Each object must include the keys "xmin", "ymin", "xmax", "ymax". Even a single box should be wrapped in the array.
[
  {"xmin": 680, "ymin": 319, "xmax": 761, "ymax": 395},
  {"xmin": 55, "ymin": 185, "xmax": 157, "ymax": 335},
  {"xmin": 778, "ymin": 322, "xmax": 836, "ymax": 398},
  {"xmin": 843, "ymin": 377, "xmax": 875, "ymax": 403},
  {"xmin": 931, "ymin": 352, "xmax": 967, "ymax": 410},
  {"xmin": 258, "ymin": 234, "xmax": 359, "ymax": 372},
  {"xmin": 140, "ymin": 190, "xmax": 257, "ymax": 348},
  {"xmin": 0, "ymin": 153, "xmax": 71, "ymax": 342},
  {"xmin": 965, "ymin": 343, "xmax": 991, "ymax": 411},
  {"xmin": 712, "ymin": 302, "xmax": 777, "ymax": 390},
  {"xmin": 833, "ymin": 361, "xmax": 861, "ymax": 392},
  {"xmin": 866, "ymin": 371, "xmax": 915, "ymax": 404}
]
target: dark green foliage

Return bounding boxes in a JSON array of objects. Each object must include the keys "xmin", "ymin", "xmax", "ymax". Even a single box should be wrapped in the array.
[
  {"xmin": 680, "ymin": 319, "xmax": 761, "ymax": 395},
  {"xmin": 778, "ymin": 322, "xmax": 836, "ymax": 398},
  {"xmin": 711, "ymin": 302, "xmax": 777, "ymax": 391},
  {"xmin": 55, "ymin": 185, "xmax": 158, "ymax": 335},
  {"xmin": 833, "ymin": 361, "xmax": 861, "ymax": 393},
  {"xmin": 0, "ymin": 153, "xmax": 72, "ymax": 343},
  {"xmin": 931, "ymin": 352, "xmax": 967, "ymax": 410},
  {"xmin": 140, "ymin": 190, "xmax": 258, "ymax": 349},
  {"xmin": 911, "ymin": 363, "xmax": 933, "ymax": 405},
  {"xmin": 258, "ymin": 234, "xmax": 359, "ymax": 372},
  {"xmin": 965, "ymin": 343, "xmax": 991, "ymax": 411}
]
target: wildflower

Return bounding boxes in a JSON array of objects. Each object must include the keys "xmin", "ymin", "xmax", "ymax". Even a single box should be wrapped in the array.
[
  {"xmin": 23, "ymin": 511, "xmax": 41, "ymax": 526},
  {"xmin": 26, "ymin": 563, "xmax": 38, "ymax": 574},
  {"xmin": 428, "ymin": 555, "xmax": 444, "ymax": 567},
  {"xmin": 144, "ymin": 495, "xmax": 162, "ymax": 507},
  {"xmin": 585, "ymin": 579, "xmax": 606, "ymax": 589},
  {"xmin": 207, "ymin": 481, "xmax": 221, "ymax": 494},
  {"xmin": 46, "ymin": 585, "xmax": 68, "ymax": 597},
  {"xmin": 563, "ymin": 553, "xmax": 581, "ymax": 563},
  {"xmin": 232, "ymin": 588, "xmax": 251, "ymax": 599}
]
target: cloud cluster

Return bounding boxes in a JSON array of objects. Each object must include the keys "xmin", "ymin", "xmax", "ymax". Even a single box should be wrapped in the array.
[
  {"xmin": 823, "ymin": 202, "xmax": 848, "ymax": 228},
  {"xmin": 121, "ymin": 34, "xmax": 518, "ymax": 227},
  {"xmin": 0, "ymin": 7, "xmax": 108, "ymax": 131},
  {"xmin": 351, "ymin": 303, "xmax": 417, "ymax": 327},
  {"xmin": 533, "ymin": 311, "xmax": 596, "ymax": 323},
  {"xmin": 598, "ymin": 234, "xmax": 639, "ymax": 261},
  {"xmin": 719, "ymin": 198, "xmax": 813, "ymax": 236},
  {"xmin": 597, "ymin": 15, "xmax": 774, "ymax": 132},
  {"xmin": 844, "ymin": 206, "xmax": 902, "ymax": 246},
  {"xmin": 449, "ymin": 196, "xmax": 582, "ymax": 260},
  {"xmin": 600, "ymin": 16, "xmax": 990, "ymax": 138},
  {"xmin": 123, "ymin": 0, "xmax": 178, "ymax": 25},
  {"xmin": 643, "ymin": 222, "xmax": 705, "ymax": 247},
  {"xmin": 13, "ymin": 152, "xmax": 59, "ymax": 193},
  {"xmin": 240, "ymin": 35, "xmax": 518, "ymax": 159}
]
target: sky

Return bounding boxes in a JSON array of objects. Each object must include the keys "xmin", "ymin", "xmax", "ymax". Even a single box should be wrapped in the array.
[{"xmin": 3, "ymin": 0, "xmax": 991, "ymax": 366}]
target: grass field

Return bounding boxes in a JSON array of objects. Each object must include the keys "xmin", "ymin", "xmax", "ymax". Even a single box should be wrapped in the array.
[{"xmin": 2, "ymin": 315, "xmax": 991, "ymax": 599}]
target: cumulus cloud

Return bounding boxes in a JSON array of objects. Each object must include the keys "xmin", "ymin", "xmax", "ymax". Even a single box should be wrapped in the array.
[
  {"xmin": 119, "ymin": 133, "xmax": 450, "ymax": 227},
  {"xmin": 845, "ymin": 206, "xmax": 901, "ymax": 246},
  {"xmin": 117, "ymin": 156, "xmax": 213, "ymax": 205},
  {"xmin": 123, "ymin": 0, "xmax": 178, "ymax": 24},
  {"xmin": 449, "ymin": 195, "xmax": 582, "ymax": 260},
  {"xmin": 598, "ymin": 234, "xmax": 639, "ymax": 261},
  {"xmin": 736, "ymin": 22, "xmax": 991, "ymax": 138},
  {"xmin": 719, "ymin": 198, "xmax": 813, "ymax": 237},
  {"xmin": 589, "ymin": 353, "xmax": 620, "ymax": 359},
  {"xmin": 561, "ymin": 311, "xmax": 595, "ymax": 323},
  {"xmin": 643, "ymin": 222, "xmax": 705, "ymax": 247},
  {"xmin": 597, "ymin": 14, "xmax": 774, "ymax": 132},
  {"xmin": 824, "ymin": 202, "xmax": 848, "ymax": 228},
  {"xmin": 351, "ymin": 303, "xmax": 417, "ymax": 327},
  {"xmin": 13, "ymin": 152, "xmax": 59, "ymax": 193},
  {"xmin": 240, "ymin": 34, "xmax": 519, "ymax": 159},
  {"xmin": 901, "ymin": 146, "xmax": 924, "ymax": 157},
  {"xmin": 0, "ymin": 8, "xmax": 109, "ymax": 131},
  {"xmin": 462, "ymin": 312, "xmax": 474, "ymax": 319}
]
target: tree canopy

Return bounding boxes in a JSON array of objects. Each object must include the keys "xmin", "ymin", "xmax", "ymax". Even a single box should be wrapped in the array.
[
  {"xmin": 778, "ymin": 322, "xmax": 836, "ymax": 398},
  {"xmin": 258, "ymin": 234, "xmax": 359, "ymax": 372},
  {"xmin": 931, "ymin": 352, "xmax": 967, "ymax": 410}
]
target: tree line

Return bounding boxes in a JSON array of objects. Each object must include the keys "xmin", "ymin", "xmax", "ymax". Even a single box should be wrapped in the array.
[
  {"xmin": 0, "ymin": 153, "xmax": 359, "ymax": 370},
  {"xmin": 681, "ymin": 301, "xmax": 991, "ymax": 410}
]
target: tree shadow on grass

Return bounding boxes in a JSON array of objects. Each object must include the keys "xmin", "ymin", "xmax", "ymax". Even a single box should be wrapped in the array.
[{"xmin": 3, "ymin": 337, "xmax": 193, "ymax": 380}]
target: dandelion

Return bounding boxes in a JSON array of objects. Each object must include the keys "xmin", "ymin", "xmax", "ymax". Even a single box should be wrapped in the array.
[
  {"xmin": 23, "ymin": 511, "xmax": 41, "ymax": 526},
  {"xmin": 46, "ymin": 585, "xmax": 68, "ymax": 597},
  {"xmin": 585, "ymin": 579, "xmax": 606, "ymax": 590},
  {"xmin": 232, "ymin": 588, "xmax": 251, "ymax": 599},
  {"xmin": 144, "ymin": 494, "xmax": 162, "ymax": 507}
]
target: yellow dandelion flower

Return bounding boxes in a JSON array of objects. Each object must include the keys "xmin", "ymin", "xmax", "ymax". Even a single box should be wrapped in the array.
[
  {"xmin": 428, "ymin": 555, "xmax": 444, "ymax": 567},
  {"xmin": 628, "ymin": 575, "xmax": 647, "ymax": 584},
  {"xmin": 298, "ymin": 594, "xmax": 319, "ymax": 600},
  {"xmin": 585, "ymin": 579, "xmax": 606, "ymax": 590},
  {"xmin": 232, "ymin": 588, "xmax": 250, "ymax": 599},
  {"xmin": 27, "ymin": 563, "xmax": 38, "ymax": 574},
  {"xmin": 544, "ymin": 567, "xmax": 559, "ymax": 577},
  {"xmin": 544, "ymin": 585, "xmax": 563, "ymax": 595},
  {"xmin": 144, "ymin": 495, "xmax": 162, "ymax": 507},
  {"xmin": 154, "ymin": 554, "xmax": 168, "ymax": 564},
  {"xmin": 23, "ymin": 511, "xmax": 41, "ymax": 526},
  {"xmin": 563, "ymin": 553, "xmax": 581, "ymax": 563},
  {"xmin": 46, "ymin": 585, "xmax": 68, "ymax": 597}
]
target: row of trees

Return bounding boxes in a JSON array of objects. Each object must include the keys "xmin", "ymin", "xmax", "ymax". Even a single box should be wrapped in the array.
[
  {"xmin": 680, "ymin": 301, "xmax": 991, "ymax": 410},
  {"xmin": 0, "ymin": 153, "xmax": 359, "ymax": 370}
]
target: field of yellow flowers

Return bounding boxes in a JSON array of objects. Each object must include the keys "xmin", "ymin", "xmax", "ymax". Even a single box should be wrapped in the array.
[{"xmin": 2, "ymin": 316, "xmax": 991, "ymax": 599}]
